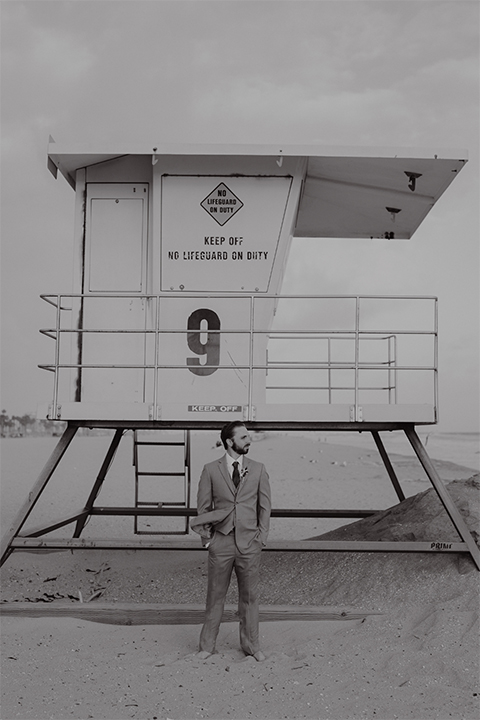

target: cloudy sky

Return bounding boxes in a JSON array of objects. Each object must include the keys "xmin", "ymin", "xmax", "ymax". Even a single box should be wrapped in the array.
[{"xmin": 1, "ymin": 0, "xmax": 478, "ymax": 430}]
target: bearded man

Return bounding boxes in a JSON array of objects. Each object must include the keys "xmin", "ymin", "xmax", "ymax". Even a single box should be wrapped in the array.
[{"xmin": 192, "ymin": 421, "xmax": 271, "ymax": 661}]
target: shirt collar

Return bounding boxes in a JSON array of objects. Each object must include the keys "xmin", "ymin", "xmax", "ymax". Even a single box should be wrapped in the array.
[{"xmin": 226, "ymin": 453, "xmax": 243, "ymax": 473}]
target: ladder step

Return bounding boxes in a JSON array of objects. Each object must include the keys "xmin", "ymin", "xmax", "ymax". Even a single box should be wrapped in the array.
[
  {"xmin": 135, "ymin": 531, "xmax": 190, "ymax": 535},
  {"xmin": 137, "ymin": 472, "xmax": 185, "ymax": 477},
  {"xmin": 137, "ymin": 501, "xmax": 186, "ymax": 507},
  {"xmin": 135, "ymin": 441, "xmax": 185, "ymax": 446}
]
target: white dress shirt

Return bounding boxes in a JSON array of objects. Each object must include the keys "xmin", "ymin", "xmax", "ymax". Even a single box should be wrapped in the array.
[{"xmin": 226, "ymin": 453, "xmax": 243, "ymax": 479}]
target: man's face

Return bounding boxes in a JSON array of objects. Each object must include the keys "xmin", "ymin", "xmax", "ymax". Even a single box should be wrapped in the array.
[{"xmin": 228, "ymin": 425, "xmax": 251, "ymax": 456}]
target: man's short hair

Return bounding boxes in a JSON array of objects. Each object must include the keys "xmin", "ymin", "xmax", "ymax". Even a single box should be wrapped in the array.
[{"xmin": 220, "ymin": 421, "xmax": 247, "ymax": 450}]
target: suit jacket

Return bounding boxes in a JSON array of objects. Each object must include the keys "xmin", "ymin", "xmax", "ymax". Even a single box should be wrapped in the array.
[{"xmin": 195, "ymin": 454, "xmax": 271, "ymax": 553}]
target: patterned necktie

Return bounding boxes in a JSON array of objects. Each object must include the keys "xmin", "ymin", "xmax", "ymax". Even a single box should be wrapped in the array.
[{"xmin": 232, "ymin": 461, "xmax": 241, "ymax": 488}]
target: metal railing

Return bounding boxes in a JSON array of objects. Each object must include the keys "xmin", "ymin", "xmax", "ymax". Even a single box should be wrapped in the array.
[
  {"xmin": 266, "ymin": 333, "xmax": 398, "ymax": 404},
  {"xmin": 39, "ymin": 294, "xmax": 438, "ymax": 420}
]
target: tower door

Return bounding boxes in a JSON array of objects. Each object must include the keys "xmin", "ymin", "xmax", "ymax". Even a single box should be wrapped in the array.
[{"xmin": 80, "ymin": 183, "xmax": 149, "ymax": 404}]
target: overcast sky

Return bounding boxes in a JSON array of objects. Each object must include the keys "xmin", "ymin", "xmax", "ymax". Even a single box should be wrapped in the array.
[{"xmin": 1, "ymin": 0, "xmax": 478, "ymax": 430}]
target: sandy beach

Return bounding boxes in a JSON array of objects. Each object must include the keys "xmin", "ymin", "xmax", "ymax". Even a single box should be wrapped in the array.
[{"xmin": 1, "ymin": 431, "xmax": 479, "ymax": 720}]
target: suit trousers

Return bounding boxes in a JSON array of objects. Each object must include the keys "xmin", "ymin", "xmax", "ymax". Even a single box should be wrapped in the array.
[{"xmin": 199, "ymin": 531, "xmax": 262, "ymax": 655}]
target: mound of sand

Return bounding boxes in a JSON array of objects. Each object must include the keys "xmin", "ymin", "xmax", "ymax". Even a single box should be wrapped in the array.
[
  {"xmin": 311, "ymin": 475, "xmax": 480, "ymax": 545},
  {"xmin": 259, "ymin": 476, "xmax": 480, "ymax": 612}
]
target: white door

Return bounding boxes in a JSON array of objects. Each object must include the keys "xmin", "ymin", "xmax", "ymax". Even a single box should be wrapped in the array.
[{"xmin": 80, "ymin": 183, "xmax": 149, "ymax": 404}]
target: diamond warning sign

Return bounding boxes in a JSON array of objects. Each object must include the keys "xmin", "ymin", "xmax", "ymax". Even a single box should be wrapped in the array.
[{"xmin": 201, "ymin": 182, "xmax": 244, "ymax": 226}]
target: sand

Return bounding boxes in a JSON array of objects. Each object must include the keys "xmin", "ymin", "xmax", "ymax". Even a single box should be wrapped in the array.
[{"xmin": 1, "ymin": 432, "xmax": 479, "ymax": 720}]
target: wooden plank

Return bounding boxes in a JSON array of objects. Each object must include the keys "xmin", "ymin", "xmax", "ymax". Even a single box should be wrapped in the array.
[
  {"xmin": 0, "ymin": 603, "xmax": 382, "ymax": 626},
  {"xmin": 9, "ymin": 537, "xmax": 469, "ymax": 553}
]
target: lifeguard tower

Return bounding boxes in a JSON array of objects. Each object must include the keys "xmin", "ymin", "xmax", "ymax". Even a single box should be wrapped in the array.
[{"xmin": 1, "ymin": 141, "xmax": 478, "ymax": 570}]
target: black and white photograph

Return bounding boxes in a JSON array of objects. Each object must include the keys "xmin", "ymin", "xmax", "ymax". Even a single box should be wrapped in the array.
[{"xmin": 1, "ymin": 2, "xmax": 479, "ymax": 719}]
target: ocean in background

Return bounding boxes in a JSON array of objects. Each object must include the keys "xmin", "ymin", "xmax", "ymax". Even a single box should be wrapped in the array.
[{"xmin": 318, "ymin": 430, "xmax": 480, "ymax": 471}]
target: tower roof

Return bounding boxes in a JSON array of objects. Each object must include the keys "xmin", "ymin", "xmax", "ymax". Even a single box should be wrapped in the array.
[{"xmin": 47, "ymin": 141, "xmax": 467, "ymax": 239}]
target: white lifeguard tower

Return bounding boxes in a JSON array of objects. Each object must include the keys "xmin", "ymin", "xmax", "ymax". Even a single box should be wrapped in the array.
[{"xmin": 1, "ymin": 141, "xmax": 478, "ymax": 570}]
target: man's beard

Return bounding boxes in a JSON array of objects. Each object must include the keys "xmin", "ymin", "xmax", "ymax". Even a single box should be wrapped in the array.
[{"xmin": 232, "ymin": 440, "xmax": 250, "ymax": 455}]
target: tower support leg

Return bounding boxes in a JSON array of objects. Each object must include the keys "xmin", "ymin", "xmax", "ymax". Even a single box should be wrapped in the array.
[
  {"xmin": 371, "ymin": 430, "xmax": 405, "ymax": 502},
  {"xmin": 73, "ymin": 429, "xmax": 125, "ymax": 537},
  {"xmin": 404, "ymin": 425, "xmax": 480, "ymax": 570},
  {"xmin": 0, "ymin": 424, "xmax": 78, "ymax": 567}
]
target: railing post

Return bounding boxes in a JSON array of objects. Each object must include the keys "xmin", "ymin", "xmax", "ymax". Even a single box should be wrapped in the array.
[
  {"xmin": 248, "ymin": 296, "xmax": 255, "ymax": 421},
  {"xmin": 153, "ymin": 295, "xmax": 160, "ymax": 420},
  {"xmin": 354, "ymin": 296, "xmax": 360, "ymax": 420},
  {"xmin": 327, "ymin": 336, "xmax": 331, "ymax": 404},
  {"xmin": 388, "ymin": 334, "xmax": 397, "ymax": 405},
  {"xmin": 52, "ymin": 295, "xmax": 62, "ymax": 418},
  {"xmin": 434, "ymin": 297, "xmax": 439, "ymax": 422},
  {"xmin": 387, "ymin": 335, "xmax": 392, "ymax": 404},
  {"xmin": 142, "ymin": 296, "xmax": 148, "ymax": 404}
]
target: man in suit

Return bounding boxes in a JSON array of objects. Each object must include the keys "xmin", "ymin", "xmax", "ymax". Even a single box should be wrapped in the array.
[{"xmin": 192, "ymin": 421, "xmax": 271, "ymax": 661}]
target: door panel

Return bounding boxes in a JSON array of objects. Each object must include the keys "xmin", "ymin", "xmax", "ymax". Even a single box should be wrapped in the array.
[
  {"xmin": 81, "ymin": 184, "xmax": 149, "ymax": 404},
  {"xmin": 89, "ymin": 197, "xmax": 144, "ymax": 291}
]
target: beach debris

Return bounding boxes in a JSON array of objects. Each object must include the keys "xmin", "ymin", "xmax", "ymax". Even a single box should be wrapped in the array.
[
  {"xmin": 21, "ymin": 592, "xmax": 67, "ymax": 603},
  {"xmin": 16, "ymin": 592, "xmax": 77, "ymax": 603},
  {"xmin": 42, "ymin": 576, "xmax": 58, "ymax": 582},
  {"xmin": 86, "ymin": 562, "xmax": 111, "ymax": 575},
  {"xmin": 74, "ymin": 563, "xmax": 111, "ymax": 601}
]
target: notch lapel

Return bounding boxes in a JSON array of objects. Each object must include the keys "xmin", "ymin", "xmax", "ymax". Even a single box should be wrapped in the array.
[{"xmin": 236, "ymin": 457, "xmax": 251, "ymax": 494}]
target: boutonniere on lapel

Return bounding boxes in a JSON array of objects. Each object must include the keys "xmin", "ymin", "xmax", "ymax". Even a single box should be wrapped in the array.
[{"xmin": 240, "ymin": 467, "xmax": 249, "ymax": 480}]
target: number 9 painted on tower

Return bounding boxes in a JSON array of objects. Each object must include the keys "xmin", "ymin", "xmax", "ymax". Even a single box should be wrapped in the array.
[{"xmin": 187, "ymin": 309, "xmax": 221, "ymax": 376}]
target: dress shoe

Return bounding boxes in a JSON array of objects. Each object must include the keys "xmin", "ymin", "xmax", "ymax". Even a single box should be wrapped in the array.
[
  {"xmin": 196, "ymin": 650, "xmax": 213, "ymax": 660},
  {"xmin": 252, "ymin": 650, "xmax": 266, "ymax": 662}
]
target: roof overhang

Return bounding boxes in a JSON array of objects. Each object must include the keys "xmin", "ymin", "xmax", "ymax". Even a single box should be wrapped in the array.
[{"xmin": 47, "ymin": 141, "xmax": 467, "ymax": 239}]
